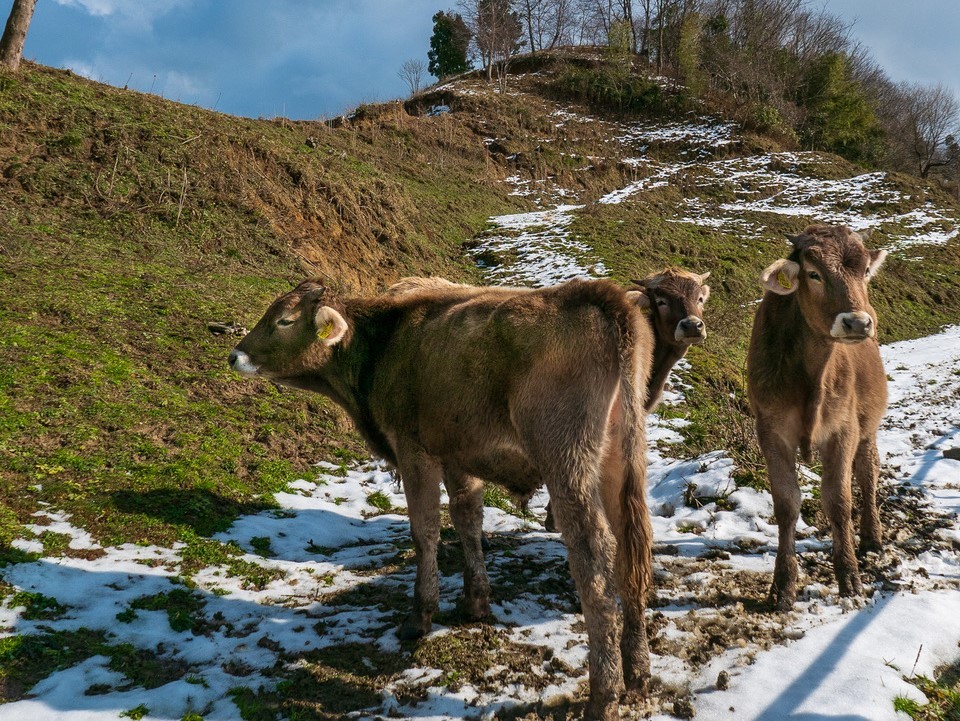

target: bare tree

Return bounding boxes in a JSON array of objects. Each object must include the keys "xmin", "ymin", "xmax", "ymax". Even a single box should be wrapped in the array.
[
  {"xmin": 460, "ymin": 0, "xmax": 524, "ymax": 83},
  {"xmin": 0, "ymin": 0, "xmax": 37, "ymax": 71},
  {"xmin": 398, "ymin": 58, "xmax": 427, "ymax": 95},
  {"xmin": 636, "ymin": 0, "xmax": 653, "ymax": 59},
  {"xmin": 893, "ymin": 82, "xmax": 960, "ymax": 178},
  {"xmin": 517, "ymin": 0, "xmax": 575, "ymax": 52},
  {"xmin": 576, "ymin": 0, "xmax": 613, "ymax": 45}
]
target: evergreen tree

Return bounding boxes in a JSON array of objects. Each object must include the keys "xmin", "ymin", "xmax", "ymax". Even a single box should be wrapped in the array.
[
  {"xmin": 427, "ymin": 11, "xmax": 472, "ymax": 80},
  {"xmin": 800, "ymin": 52, "xmax": 883, "ymax": 164}
]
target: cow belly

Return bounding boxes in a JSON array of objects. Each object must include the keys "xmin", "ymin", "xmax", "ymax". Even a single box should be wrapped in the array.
[{"xmin": 462, "ymin": 448, "xmax": 541, "ymax": 495}]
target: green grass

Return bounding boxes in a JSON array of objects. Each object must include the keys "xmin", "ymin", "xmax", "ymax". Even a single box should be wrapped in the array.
[
  {"xmin": 120, "ymin": 705, "xmax": 150, "ymax": 720},
  {"xmin": 365, "ymin": 491, "xmax": 392, "ymax": 513},
  {"xmin": 8, "ymin": 590, "xmax": 67, "ymax": 620},
  {"xmin": 482, "ymin": 485, "xmax": 534, "ymax": 520},
  {"xmin": 894, "ymin": 657, "xmax": 960, "ymax": 720},
  {"xmin": 128, "ymin": 588, "xmax": 208, "ymax": 634},
  {"xmin": 0, "ymin": 628, "xmax": 190, "ymax": 702}
]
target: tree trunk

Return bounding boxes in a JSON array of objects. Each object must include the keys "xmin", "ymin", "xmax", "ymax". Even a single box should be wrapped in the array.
[{"xmin": 0, "ymin": 0, "xmax": 36, "ymax": 71}]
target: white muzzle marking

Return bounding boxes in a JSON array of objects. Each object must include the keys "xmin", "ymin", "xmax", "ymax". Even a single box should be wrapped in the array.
[
  {"xmin": 231, "ymin": 350, "xmax": 260, "ymax": 377},
  {"xmin": 674, "ymin": 316, "xmax": 706, "ymax": 343},
  {"xmin": 831, "ymin": 311, "xmax": 874, "ymax": 340}
]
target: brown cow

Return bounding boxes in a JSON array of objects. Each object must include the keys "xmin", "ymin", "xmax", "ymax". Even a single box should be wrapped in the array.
[
  {"xmin": 229, "ymin": 278, "xmax": 655, "ymax": 719},
  {"xmin": 387, "ymin": 267, "xmax": 712, "ymax": 412},
  {"xmin": 386, "ymin": 269, "xmax": 711, "ymax": 529},
  {"xmin": 747, "ymin": 224, "xmax": 888, "ymax": 610},
  {"xmin": 631, "ymin": 267, "xmax": 711, "ymax": 411}
]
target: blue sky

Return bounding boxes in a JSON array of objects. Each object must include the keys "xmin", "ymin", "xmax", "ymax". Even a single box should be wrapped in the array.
[
  {"xmin": 23, "ymin": 0, "xmax": 441, "ymax": 119},
  {"xmin": 11, "ymin": 0, "xmax": 960, "ymax": 120}
]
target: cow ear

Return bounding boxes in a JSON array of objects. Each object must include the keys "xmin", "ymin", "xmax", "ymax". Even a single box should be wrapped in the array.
[
  {"xmin": 866, "ymin": 249, "xmax": 887, "ymax": 281},
  {"xmin": 314, "ymin": 306, "xmax": 348, "ymax": 346},
  {"xmin": 700, "ymin": 284, "xmax": 711, "ymax": 303},
  {"xmin": 760, "ymin": 258, "xmax": 800, "ymax": 295},
  {"xmin": 626, "ymin": 289, "xmax": 651, "ymax": 314},
  {"xmin": 858, "ymin": 228, "xmax": 873, "ymax": 242},
  {"xmin": 697, "ymin": 271, "xmax": 710, "ymax": 284}
]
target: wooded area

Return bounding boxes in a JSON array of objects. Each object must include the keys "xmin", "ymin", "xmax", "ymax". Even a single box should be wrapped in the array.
[{"xmin": 418, "ymin": 0, "xmax": 960, "ymax": 189}]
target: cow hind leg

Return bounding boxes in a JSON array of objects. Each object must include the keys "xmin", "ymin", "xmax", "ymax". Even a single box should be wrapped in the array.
[
  {"xmin": 443, "ymin": 470, "xmax": 491, "ymax": 620},
  {"xmin": 517, "ymin": 373, "xmax": 624, "ymax": 719},
  {"xmin": 853, "ymin": 437, "xmax": 882, "ymax": 554},
  {"xmin": 397, "ymin": 453, "xmax": 443, "ymax": 640},
  {"xmin": 548, "ymin": 481, "xmax": 623, "ymax": 721},
  {"xmin": 757, "ymin": 424, "xmax": 802, "ymax": 610},
  {"xmin": 599, "ymin": 429, "xmax": 650, "ymax": 698}
]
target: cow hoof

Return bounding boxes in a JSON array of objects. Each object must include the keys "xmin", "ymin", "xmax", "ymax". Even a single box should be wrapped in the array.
[
  {"xmin": 622, "ymin": 673, "xmax": 650, "ymax": 704},
  {"xmin": 858, "ymin": 538, "xmax": 881, "ymax": 556},
  {"xmin": 397, "ymin": 613, "xmax": 431, "ymax": 641},
  {"xmin": 461, "ymin": 595, "xmax": 491, "ymax": 621},
  {"xmin": 837, "ymin": 573, "xmax": 863, "ymax": 598},
  {"xmin": 543, "ymin": 503, "xmax": 557, "ymax": 533},
  {"xmin": 769, "ymin": 582, "xmax": 796, "ymax": 612},
  {"xmin": 583, "ymin": 698, "xmax": 618, "ymax": 721}
]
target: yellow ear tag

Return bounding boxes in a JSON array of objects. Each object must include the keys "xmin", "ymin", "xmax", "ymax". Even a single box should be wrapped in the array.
[
  {"xmin": 639, "ymin": 305, "xmax": 651, "ymax": 315},
  {"xmin": 777, "ymin": 270, "xmax": 792, "ymax": 289},
  {"xmin": 317, "ymin": 321, "xmax": 334, "ymax": 340}
]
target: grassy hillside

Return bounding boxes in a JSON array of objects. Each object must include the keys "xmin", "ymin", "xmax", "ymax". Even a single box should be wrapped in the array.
[
  {"xmin": 0, "ymin": 62, "xmax": 531, "ymax": 558},
  {"xmin": 0, "ymin": 57, "xmax": 685, "ymax": 560}
]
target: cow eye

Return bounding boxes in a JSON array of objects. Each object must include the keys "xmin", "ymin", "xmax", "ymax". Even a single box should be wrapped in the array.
[
  {"xmin": 276, "ymin": 317, "xmax": 295, "ymax": 327},
  {"xmin": 807, "ymin": 271, "xmax": 822, "ymax": 282}
]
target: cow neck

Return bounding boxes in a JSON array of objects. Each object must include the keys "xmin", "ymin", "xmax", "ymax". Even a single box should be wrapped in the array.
[
  {"xmin": 756, "ymin": 293, "xmax": 823, "ymax": 384},
  {"xmin": 646, "ymin": 331, "xmax": 686, "ymax": 411},
  {"xmin": 318, "ymin": 297, "xmax": 402, "ymax": 466}
]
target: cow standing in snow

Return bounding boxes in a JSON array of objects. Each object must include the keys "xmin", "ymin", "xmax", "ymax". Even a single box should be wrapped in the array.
[
  {"xmin": 747, "ymin": 224, "xmax": 888, "ymax": 609},
  {"xmin": 386, "ymin": 269, "xmax": 711, "ymax": 529},
  {"xmin": 229, "ymin": 278, "xmax": 655, "ymax": 719}
]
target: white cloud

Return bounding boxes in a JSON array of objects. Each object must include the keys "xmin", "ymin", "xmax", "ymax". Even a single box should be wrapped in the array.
[
  {"xmin": 51, "ymin": 0, "xmax": 187, "ymax": 24},
  {"xmin": 61, "ymin": 58, "xmax": 98, "ymax": 80},
  {"xmin": 162, "ymin": 70, "xmax": 209, "ymax": 101}
]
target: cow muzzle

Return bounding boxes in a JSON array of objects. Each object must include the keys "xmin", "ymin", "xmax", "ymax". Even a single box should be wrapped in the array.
[
  {"xmin": 675, "ymin": 316, "xmax": 706, "ymax": 344},
  {"xmin": 830, "ymin": 311, "xmax": 874, "ymax": 342},
  {"xmin": 229, "ymin": 349, "xmax": 259, "ymax": 376}
]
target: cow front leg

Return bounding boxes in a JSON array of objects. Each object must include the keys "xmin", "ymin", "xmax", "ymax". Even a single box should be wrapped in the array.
[
  {"xmin": 443, "ymin": 470, "xmax": 490, "ymax": 620},
  {"xmin": 820, "ymin": 433, "xmax": 862, "ymax": 597},
  {"xmin": 397, "ymin": 453, "xmax": 443, "ymax": 640},
  {"xmin": 853, "ymin": 437, "xmax": 882, "ymax": 554},
  {"xmin": 757, "ymin": 422, "xmax": 801, "ymax": 611}
]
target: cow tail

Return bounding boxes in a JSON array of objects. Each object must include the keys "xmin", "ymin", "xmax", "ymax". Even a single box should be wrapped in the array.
[{"xmin": 615, "ymin": 311, "xmax": 654, "ymax": 606}]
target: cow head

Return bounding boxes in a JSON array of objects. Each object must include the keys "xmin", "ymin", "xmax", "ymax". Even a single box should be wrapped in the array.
[
  {"xmin": 228, "ymin": 279, "xmax": 348, "ymax": 380},
  {"xmin": 629, "ymin": 268, "xmax": 711, "ymax": 348},
  {"xmin": 760, "ymin": 225, "xmax": 886, "ymax": 343}
]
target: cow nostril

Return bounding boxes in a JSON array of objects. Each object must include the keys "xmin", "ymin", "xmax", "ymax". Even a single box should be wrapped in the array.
[
  {"xmin": 681, "ymin": 318, "xmax": 704, "ymax": 333},
  {"xmin": 228, "ymin": 350, "xmax": 239, "ymax": 368}
]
